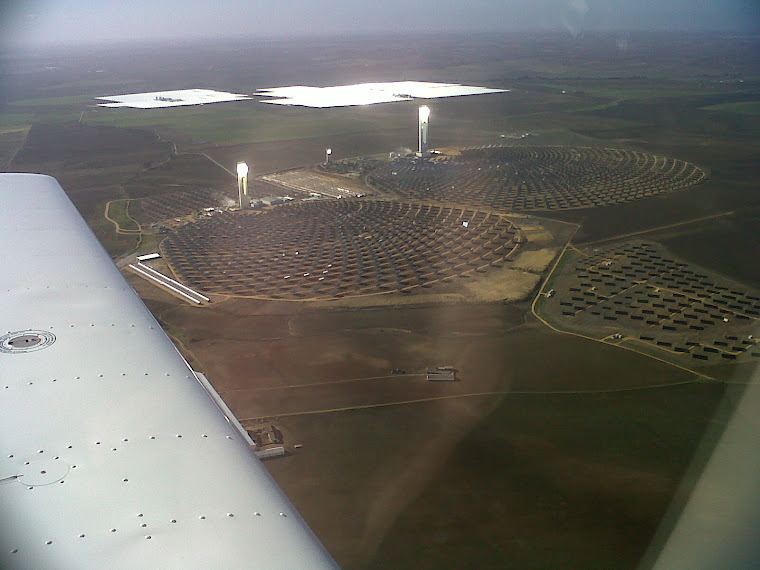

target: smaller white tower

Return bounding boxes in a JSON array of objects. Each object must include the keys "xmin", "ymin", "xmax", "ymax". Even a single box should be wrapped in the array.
[
  {"xmin": 237, "ymin": 161, "xmax": 249, "ymax": 209},
  {"xmin": 325, "ymin": 148, "xmax": 332, "ymax": 164},
  {"xmin": 417, "ymin": 105, "xmax": 430, "ymax": 157}
]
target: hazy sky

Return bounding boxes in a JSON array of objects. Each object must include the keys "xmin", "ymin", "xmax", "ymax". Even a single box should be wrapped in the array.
[{"xmin": 2, "ymin": 0, "xmax": 758, "ymax": 47}]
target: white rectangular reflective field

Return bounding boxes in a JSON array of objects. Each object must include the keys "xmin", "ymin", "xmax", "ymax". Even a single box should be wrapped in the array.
[
  {"xmin": 97, "ymin": 89, "xmax": 251, "ymax": 108},
  {"xmin": 255, "ymin": 81, "xmax": 507, "ymax": 107}
]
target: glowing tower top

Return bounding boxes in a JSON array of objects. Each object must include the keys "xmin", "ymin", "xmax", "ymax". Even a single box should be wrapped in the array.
[{"xmin": 237, "ymin": 161, "xmax": 249, "ymax": 209}]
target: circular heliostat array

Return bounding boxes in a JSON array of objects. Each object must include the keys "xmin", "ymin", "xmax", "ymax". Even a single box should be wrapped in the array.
[
  {"xmin": 161, "ymin": 199, "xmax": 520, "ymax": 299},
  {"xmin": 367, "ymin": 146, "xmax": 707, "ymax": 210}
]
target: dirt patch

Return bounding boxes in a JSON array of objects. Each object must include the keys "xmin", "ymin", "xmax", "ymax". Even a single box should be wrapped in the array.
[
  {"xmin": 134, "ymin": 282, "xmax": 528, "ymax": 567},
  {"xmin": 263, "ymin": 167, "xmax": 368, "ymax": 198},
  {"xmin": 462, "ymin": 267, "xmax": 541, "ymax": 302},
  {"xmin": 511, "ymin": 247, "xmax": 559, "ymax": 272},
  {"xmin": 266, "ymin": 397, "xmax": 496, "ymax": 568},
  {"xmin": 371, "ymin": 383, "xmax": 725, "ymax": 569},
  {"xmin": 521, "ymin": 228, "xmax": 555, "ymax": 244}
]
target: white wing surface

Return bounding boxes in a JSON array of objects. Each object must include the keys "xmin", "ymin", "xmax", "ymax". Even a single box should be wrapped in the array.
[
  {"xmin": 648, "ymin": 376, "xmax": 760, "ymax": 569},
  {"xmin": 0, "ymin": 174, "xmax": 338, "ymax": 569}
]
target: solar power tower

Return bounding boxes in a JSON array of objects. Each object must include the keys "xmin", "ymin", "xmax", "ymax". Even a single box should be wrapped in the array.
[
  {"xmin": 237, "ymin": 161, "xmax": 249, "ymax": 209},
  {"xmin": 417, "ymin": 105, "xmax": 430, "ymax": 157}
]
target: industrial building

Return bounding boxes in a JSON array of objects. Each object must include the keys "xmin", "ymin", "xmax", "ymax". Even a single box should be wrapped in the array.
[{"xmin": 426, "ymin": 366, "xmax": 456, "ymax": 381}]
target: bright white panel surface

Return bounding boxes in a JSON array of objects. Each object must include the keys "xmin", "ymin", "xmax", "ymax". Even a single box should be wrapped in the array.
[
  {"xmin": 255, "ymin": 81, "xmax": 507, "ymax": 107},
  {"xmin": 0, "ymin": 175, "xmax": 337, "ymax": 569},
  {"xmin": 96, "ymin": 89, "xmax": 250, "ymax": 108}
]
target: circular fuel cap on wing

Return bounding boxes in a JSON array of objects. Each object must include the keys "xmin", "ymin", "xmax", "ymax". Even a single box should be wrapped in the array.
[{"xmin": 0, "ymin": 330, "xmax": 56, "ymax": 354}]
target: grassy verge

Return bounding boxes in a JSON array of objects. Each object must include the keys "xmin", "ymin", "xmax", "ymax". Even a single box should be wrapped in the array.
[
  {"xmin": 106, "ymin": 198, "xmax": 140, "ymax": 232},
  {"xmin": 702, "ymin": 100, "xmax": 760, "ymax": 115},
  {"xmin": 86, "ymin": 103, "xmax": 385, "ymax": 146},
  {"xmin": 9, "ymin": 95, "xmax": 93, "ymax": 107},
  {"xmin": 88, "ymin": 208, "xmax": 138, "ymax": 258}
]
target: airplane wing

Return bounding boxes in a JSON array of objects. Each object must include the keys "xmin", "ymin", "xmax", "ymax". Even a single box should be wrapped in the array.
[
  {"xmin": 645, "ymin": 376, "xmax": 760, "ymax": 569},
  {"xmin": 0, "ymin": 174, "xmax": 338, "ymax": 569}
]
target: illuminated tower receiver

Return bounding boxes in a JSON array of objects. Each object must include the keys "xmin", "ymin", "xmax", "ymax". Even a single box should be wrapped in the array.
[
  {"xmin": 417, "ymin": 105, "xmax": 430, "ymax": 157},
  {"xmin": 236, "ymin": 161, "xmax": 249, "ymax": 209},
  {"xmin": 325, "ymin": 148, "xmax": 332, "ymax": 164}
]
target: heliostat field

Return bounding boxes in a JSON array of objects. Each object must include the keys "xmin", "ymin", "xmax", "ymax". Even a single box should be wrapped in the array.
[
  {"xmin": 161, "ymin": 199, "xmax": 520, "ymax": 299},
  {"xmin": 368, "ymin": 146, "xmax": 707, "ymax": 210}
]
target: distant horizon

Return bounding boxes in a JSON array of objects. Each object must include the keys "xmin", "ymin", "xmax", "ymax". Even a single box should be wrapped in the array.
[
  {"xmin": 2, "ymin": 0, "xmax": 757, "ymax": 51},
  {"xmin": 4, "ymin": 28, "xmax": 760, "ymax": 53}
]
